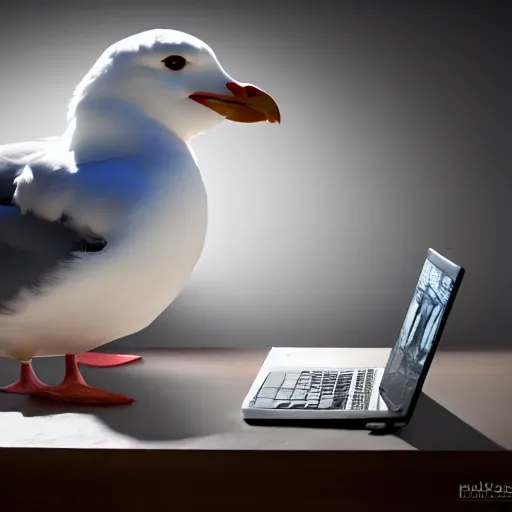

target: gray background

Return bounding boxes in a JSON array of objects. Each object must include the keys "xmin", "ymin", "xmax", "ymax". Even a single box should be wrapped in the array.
[{"xmin": 0, "ymin": 1, "xmax": 509, "ymax": 350}]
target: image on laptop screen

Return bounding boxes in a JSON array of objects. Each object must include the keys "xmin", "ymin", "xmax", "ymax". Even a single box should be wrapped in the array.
[{"xmin": 380, "ymin": 257, "xmax": 458, "ymax": 413}]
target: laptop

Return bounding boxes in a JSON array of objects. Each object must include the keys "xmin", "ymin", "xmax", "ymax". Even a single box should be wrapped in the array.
[{"xmin": 241, "ymin": 248, "xmax": 465, "ymax": 430}]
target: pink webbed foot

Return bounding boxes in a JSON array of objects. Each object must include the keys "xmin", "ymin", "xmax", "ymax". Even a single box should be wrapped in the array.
[
  {"xmin": 31, "ymin": 354, "xmax": 134, "ymax": 406},
  {"xmin": 0, "ymin": 361, "xmax": 51, "ymax": 394},
  {"xmin": 77, "ymin": 352, "xmax": 142, "ymax": 367}
]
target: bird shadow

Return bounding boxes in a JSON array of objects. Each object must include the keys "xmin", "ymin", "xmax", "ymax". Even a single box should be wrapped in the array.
[{"xmin": 0, "ymin": 355, "xmax": 241, "ymax": 443}]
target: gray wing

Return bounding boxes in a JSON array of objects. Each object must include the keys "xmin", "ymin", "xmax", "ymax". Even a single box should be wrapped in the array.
[
  {"xmin": 0, "ymin": 207, "xmax": 89, "ymax": 314},
  {"xmin": 0, "ymin": 141, "xmax": 102, "ymax": 314}
]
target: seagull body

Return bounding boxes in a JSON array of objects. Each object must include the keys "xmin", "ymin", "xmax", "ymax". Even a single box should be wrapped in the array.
[
  {"xmin": 0, "ymin": 29, "xmax": 279, "ymax": 403},
  {"xmin": 0, "ymin": 106, "xmax": 206, "ymax": 360}
]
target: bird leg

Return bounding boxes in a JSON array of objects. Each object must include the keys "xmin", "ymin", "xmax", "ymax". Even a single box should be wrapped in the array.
[
  {"xmin": 30, "ymin": 354, "xmax": 134, "ymax": 405},
  {"xmin": 77, "ymin": 352, "xmax": 142, "ymax": 367},
  {"xmin": 0, "ymin": 361, "xmax": 51, "ymax": 394}
]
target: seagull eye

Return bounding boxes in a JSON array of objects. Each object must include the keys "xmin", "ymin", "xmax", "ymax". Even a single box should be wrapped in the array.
[{"xmin": 162, "ymin": 55, "xmax": 187, "ymax": 71}]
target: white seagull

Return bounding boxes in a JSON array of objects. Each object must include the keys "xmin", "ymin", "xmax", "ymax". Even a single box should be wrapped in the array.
[{"xmin": 0, "ymin": 29, "xmax": 280, "ymax": 405}]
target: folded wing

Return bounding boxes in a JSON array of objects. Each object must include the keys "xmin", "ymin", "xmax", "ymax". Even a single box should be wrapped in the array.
[{"xmin": 0, "ymin": 140, "xmax": 146, "ymax": 314}]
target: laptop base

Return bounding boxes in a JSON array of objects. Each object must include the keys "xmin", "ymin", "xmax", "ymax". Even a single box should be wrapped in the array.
[{"xmin": 244, "ymin": 416, "xmax": 409, "ymax": 432}]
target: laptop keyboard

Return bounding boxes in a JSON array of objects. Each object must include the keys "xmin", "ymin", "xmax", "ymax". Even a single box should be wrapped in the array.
[
  {"xmin": 350, "ymin": 368, "xmax": 377, "ymax": 410},
  {"xmin": 249, "ymin": 368, "xmax": 376, "ymax": 410}
]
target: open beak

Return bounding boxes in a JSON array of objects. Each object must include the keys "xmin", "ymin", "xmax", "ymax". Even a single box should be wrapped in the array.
[{"xmin": 189, "ymin": 82, "xmax": 280, "ymax": 124}]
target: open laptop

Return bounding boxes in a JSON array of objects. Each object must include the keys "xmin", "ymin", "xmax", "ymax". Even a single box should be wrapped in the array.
[{"xmin": 242, "ymin": 248, "xmax": 465, "ymax": 430}]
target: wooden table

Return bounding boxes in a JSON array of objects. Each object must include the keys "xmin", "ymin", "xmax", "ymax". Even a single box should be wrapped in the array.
[{"xmin": 0, "ymin": 348, "xmax": 510, "ymax": 508}]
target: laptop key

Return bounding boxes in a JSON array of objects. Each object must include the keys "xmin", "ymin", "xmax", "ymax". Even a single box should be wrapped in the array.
[
  {"xmin": 263, "ymin": 372, "xmax": 286, "ymax": 388},
  {"xmin": 276, "ymin": 388, "xmax": 294, "ymax": 400},
  {"xmin": 319, "ymin": 398, "xmax": 333, "ymax": 409},
  {"xmin": 291, "ymin": 388, "xmax": 308, "ymax": 400}
]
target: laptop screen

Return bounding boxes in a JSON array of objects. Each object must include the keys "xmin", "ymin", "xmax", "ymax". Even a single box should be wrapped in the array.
[{"xmin": 379, "ymin": 252, "xmax": 462, "ymax": 414}]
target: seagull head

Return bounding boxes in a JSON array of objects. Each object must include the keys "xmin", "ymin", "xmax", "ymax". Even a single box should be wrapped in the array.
[{"xmin": 68, "ymin": 29, "xmax": 281, "ymax": 142}]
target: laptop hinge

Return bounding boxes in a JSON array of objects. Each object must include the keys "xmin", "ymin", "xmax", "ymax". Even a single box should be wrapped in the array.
[{"xmin": 378, "ymin": 386, "xmax": 403, "ymax": 413}]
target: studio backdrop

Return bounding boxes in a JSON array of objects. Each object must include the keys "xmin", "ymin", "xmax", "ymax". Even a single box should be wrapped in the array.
[{"xmin": 0, "ymin": 0, "xmax": 508, "ymax": 349}]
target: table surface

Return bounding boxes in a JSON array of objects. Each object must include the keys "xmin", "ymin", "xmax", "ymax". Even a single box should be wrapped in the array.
[{"xmin": 0, "ymin": 347, "xmax": 509, "ymax": 450}]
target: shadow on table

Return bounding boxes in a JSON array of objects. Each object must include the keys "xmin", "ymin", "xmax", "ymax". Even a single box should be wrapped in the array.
[
  {"xmin": 245, "ymin": 392, "xmax": 505, "ymax": 451},
  {"xmin": 393, "ymin": 392, "xmax": 505, "ymax": 450},
  {"xmin": 0, "ymin": 355, "xmax": 505, "ymax": 450},
  {"xmin": 0, "ymin": 355, "xmax": 242, "ymax": 443}
]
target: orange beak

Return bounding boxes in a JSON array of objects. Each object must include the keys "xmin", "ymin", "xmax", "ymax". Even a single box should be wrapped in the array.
[{"xmin": 189, "ymin": 82, "xmax": 280, "ymax": 124}]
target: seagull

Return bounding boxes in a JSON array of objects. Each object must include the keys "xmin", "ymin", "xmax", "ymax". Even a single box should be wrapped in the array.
[{"xmin": 0, "ymin": 29, "xmax": 280, "ymax": 405}]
